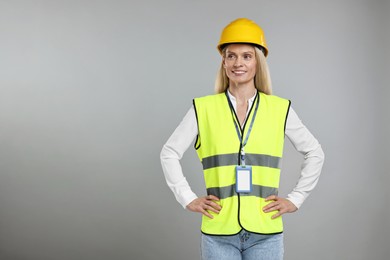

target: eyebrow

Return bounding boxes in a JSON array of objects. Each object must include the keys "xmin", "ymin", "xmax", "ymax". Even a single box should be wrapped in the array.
[{"xmin": 226, "ymin": 50, "xmax": 254, "ymax": 55}]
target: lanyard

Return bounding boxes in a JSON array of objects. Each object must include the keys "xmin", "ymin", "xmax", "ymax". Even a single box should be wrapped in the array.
[{"xmin": 225, "ymin": 91, "xmax": 260, "ymax": 166}]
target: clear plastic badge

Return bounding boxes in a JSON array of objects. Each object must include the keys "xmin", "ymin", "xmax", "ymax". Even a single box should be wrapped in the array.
[{"xmin": 236, "ymin": 165, "xmax": 252, "ymax": 193}]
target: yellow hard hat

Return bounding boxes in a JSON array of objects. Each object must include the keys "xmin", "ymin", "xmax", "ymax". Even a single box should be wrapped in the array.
[{"xmin": 217, "ymin": 18, "xmax": 268, "ymax": 57}]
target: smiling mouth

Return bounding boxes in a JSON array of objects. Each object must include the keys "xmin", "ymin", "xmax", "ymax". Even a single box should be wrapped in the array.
[{"xmin": 232, "ymin": 70, "xmax": 246, "ymax": 75}]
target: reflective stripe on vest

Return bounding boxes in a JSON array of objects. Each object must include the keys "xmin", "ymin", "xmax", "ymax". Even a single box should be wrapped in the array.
[
  {"xmin": 193, "ymin": 92, "xmax": 290, "ymax": 235},
  {"xmin": 202, "ymin": 153, "xmax": 281, "ymax": 170}
]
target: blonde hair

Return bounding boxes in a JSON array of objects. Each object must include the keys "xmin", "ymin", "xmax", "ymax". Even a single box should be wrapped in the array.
[{"xmin": 214, "ymin": 46, "xmax": 272, "ymax": 95}]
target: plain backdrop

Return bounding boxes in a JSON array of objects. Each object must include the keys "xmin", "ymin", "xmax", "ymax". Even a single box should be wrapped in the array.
[{"xmin": 0, "ymin": 0, "xmax": 389, "ymax": 259}]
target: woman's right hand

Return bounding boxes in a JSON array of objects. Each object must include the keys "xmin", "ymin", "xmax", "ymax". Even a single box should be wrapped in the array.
[{"xmin": 186, "ymin": 195, "xmax": 222, "ymax": 219}]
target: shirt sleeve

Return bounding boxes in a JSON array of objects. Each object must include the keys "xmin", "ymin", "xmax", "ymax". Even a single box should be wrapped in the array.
[
  {"xmin": 285, "ymin": 107, "xmax": 325, "ymax": 209},
  {"xmin": 160, "ymin": 106, "xmax": 199, "ymax": 208}
]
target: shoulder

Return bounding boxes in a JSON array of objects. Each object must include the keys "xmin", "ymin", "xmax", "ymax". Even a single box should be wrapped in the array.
[
  {"xmin": 259, "ymin": 93, "xmax": 291, "ymax": 108},
  {"xmin": 193, "ymin": 93, "xmax": 226, "ymax": 106},
  {"xmin": 194, "ymin": 92, "xmax": 225, "ymax": 101},
  {"xmin": 260, "ymin": 92, "xmax": 289, "ymax": 102}
]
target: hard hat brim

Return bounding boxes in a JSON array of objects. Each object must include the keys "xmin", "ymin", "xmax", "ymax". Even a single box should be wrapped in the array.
[{"xmin": 217, "ymin": 42, "xmax": 268, "ymax": 57}]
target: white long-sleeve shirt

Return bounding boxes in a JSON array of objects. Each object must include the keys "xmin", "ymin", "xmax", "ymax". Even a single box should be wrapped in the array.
[{"xmin": 161, "ymin": 91, "xmax": 324, "ymax": 209}]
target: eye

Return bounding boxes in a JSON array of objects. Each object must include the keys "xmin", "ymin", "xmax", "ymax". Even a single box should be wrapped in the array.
[
  {"xmin": 226, "ymin": 54, "xmax": 236, "ymax": 60},
  {"xmin": 243, "ymin": 54, "xmax": 252, "ymax": 60}
]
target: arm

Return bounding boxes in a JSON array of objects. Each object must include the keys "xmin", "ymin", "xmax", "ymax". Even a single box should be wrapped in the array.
[
  {"xmin": 284, "ymin": 107, "xmax": 325, "ymax": 209},
  {"xmin": 160, "ymin": 106, "xmax": 222, "ymax": 218},
  {"xmin": 263, "ymin": 107, "xmax": 325, "ymax": 218},
  {"xmin": 160, "ymin": 107, "xmax": 199, "ymax": 208}
]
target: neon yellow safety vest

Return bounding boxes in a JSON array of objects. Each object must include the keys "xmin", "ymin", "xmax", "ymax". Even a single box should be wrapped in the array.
[{"xmin": 193, "ymin": 92, "xmax": 290, "ymax": 235}]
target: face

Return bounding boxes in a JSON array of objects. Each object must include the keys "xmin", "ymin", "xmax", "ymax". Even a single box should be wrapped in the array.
[{"xmin": 223, "ymin": 44, "xmax": 257, "ymax": 87}]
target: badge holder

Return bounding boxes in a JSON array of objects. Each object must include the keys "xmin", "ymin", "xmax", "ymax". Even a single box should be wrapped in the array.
[
  {"xmin": 236, "ymin": 149, "xmax": 252, "ymax": 193},
  {"xmin": 236, "ymin": 165, "xmax": 252, "ymax": 193}
]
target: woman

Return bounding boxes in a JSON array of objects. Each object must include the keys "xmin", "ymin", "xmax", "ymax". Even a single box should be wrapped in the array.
[{"xmin": 161, "ymin": 18, "xmax": 324, "ymax": 260}]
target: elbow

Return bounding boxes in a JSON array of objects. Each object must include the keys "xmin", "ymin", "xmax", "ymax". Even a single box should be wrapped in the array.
[
  {"xmin": 304, "ymin": 144, "xmax": 325, "ymax": 164},
  {"xmin": 160, "ymin": 144, "xmax": 169, "ymax": 161},
  {"xmin": 318, "ymin": 144, "xmax": 325, "ymax": 163},
  {"xmin": 160, "ymin": 143, "xmax": 181, "ymax": 162}
]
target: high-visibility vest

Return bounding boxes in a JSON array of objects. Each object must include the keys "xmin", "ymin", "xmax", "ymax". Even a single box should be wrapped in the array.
[{"xmin": 193, "ymin": 91, "xmax": 290, "ymax": 235}]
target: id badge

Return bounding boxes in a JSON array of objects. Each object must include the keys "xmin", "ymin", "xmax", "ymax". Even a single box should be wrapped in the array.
[{"xmin": 236, "ymin": 165, "xmax": 252, "ymax": 193}]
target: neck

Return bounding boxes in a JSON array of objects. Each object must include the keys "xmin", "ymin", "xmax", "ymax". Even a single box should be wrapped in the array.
[{"xmin": 228, "ymin": 83, "xmax": 257, "ymax": 103}]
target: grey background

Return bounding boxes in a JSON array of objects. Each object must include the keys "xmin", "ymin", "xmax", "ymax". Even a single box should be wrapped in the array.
[{"xmin": 0, "ymin": 0, "xmax": 389, "ymax": 259}]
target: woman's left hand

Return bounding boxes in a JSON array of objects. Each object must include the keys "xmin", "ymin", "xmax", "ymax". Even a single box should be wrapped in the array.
[{"xmin": 262, "ymin": 195, "xmax": 298, "ymax": 219}]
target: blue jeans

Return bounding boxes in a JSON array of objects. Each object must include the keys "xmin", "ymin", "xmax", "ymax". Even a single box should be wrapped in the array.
[{"xmin": 201, "ymin": 229, "xmax": 284, "ymax": 260}]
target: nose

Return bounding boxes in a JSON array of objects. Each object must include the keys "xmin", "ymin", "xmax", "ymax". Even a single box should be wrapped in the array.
[{"xmin": 233, "ymin": 57, "xmax": 243, "ymax": 67}]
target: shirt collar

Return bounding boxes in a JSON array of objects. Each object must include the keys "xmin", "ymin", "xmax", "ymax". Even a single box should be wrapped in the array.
[{"xmin": 227, "ymin": 89, "xmax": 257, "ymax": 103}]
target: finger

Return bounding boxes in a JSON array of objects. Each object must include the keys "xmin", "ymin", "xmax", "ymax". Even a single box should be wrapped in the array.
[
  {"xmin": 271, "ymin": 211, "xmax": 281, "ymax": 219},
  {"xmin": 263, "ymin": 202, "xmax": 278, "ymax": 211},
  {"xmin": 207, "ymin": 195, "xmax": 220, "ymax": 201},
  {"xmin": 271, "ymin": 207, "xmax": 287, "ymax": 219},
  {"xmin": 205, "ymin": 205, "xmax": 220, "ymax": 214},
  {"xmin": 201, "ymin": 209, "xmax": 214, "ymax": 219},
  {"xmin": 205, "ymin": 201, "xmax": 222, "ymax": 211},
  {"xmin": 264, "ymin": 195, "xmax": 278, "ymax": 202}
]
